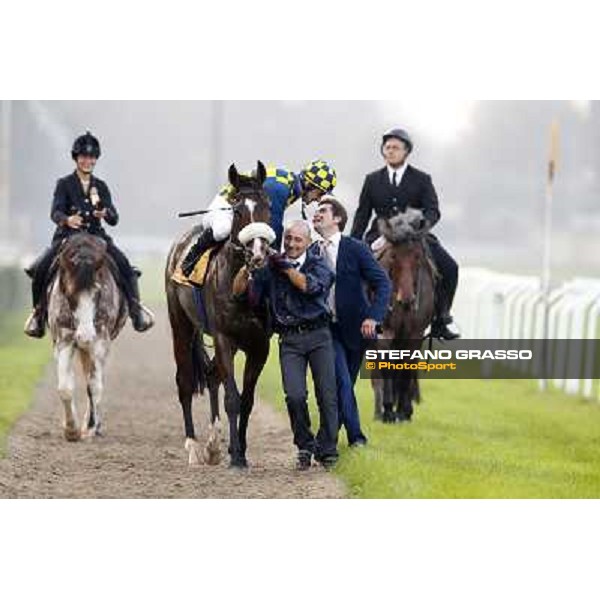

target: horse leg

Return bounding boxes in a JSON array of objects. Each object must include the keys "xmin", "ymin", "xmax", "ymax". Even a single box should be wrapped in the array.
[
  {"xmin": 79, "ymin": 349, "xmax": 93, "ymax": 433},
  {"xmin": 80, "ymin": 340, "xmax": 108, "ymax": 438},
  {"xmin": 410, "ymin": 376, "xmax": 422, "ymax": 404},
  {"xmin": 172, "ymin": 325, "xmax": 202, "ymax": 465},
  {"xmin": 56, "ymin": 342, "xmax": 80, "ymax": 441},
  {"xmin": 382, "ymin": 377, "xmax": 397, "ymax": 423},
  {"xmin": 80, "ymin": 349, "xmax": 99, "ymax": 437},
  {"xmin": 203, "ymin": 357, "xmax": 223, "ymax": 466},
  {"xmin": 395, "ymin": 374, "xmax": 414, "ymax": 422},
  {"xmin": 372, "ymin": 379, "xmax": 384, "ymax": 421},
  {"xmin": 214, "ymin": 334, "xmax": 244, "ymax": 468},
  {"xmin": 207, "ymin": 355, "xmax": 221, "ymax": 423},
  {"xmin": 238, "ymin": 340, "xmax": 269, "ymax": 463}
]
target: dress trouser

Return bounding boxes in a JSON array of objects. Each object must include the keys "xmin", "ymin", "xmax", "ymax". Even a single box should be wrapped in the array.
[
  {"xmin": 426, "ymin": 235, "xmax": 459, "ymax": 313},
  {"xmin": 331, "ymin": 323, "xmax": 367, "ymax": 445},
  {"xmin": 278, "ymin": 325, "xmax": 339, "ymax": 459}
]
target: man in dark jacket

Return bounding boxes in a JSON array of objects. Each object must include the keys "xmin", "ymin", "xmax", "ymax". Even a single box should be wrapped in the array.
[
  {"xmin": 24, "ymin": 131, "xmax": 154, "ymax": 338},
  {"xmin": 350, "ymin": 127, "xmax": 459, "ymax": 340},
  {"xmin": 233, "ymin": 220, "xmax": 339, "ymax": 470},
  {"xmin": 313, "ymin": 196, "xmax": 391, "ymax": 447}
]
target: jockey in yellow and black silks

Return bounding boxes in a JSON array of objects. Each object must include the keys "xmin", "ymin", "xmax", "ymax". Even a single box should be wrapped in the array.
[{"xmin": 180, "ymin": 160, "xmax": 337, "ymax": 278}]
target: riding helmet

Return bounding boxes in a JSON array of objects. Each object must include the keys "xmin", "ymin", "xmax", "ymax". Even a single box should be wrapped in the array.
[
  {"xmin": 381, "ymin": 128, "xmax": 413, "ymax": 153},
  {"xmin": 71, "ymin": 131, "xmax": 101, "ymax": 160},
  {"xmin": 301, "ymin": 159, "xmax": 337, "ymax": 193}
]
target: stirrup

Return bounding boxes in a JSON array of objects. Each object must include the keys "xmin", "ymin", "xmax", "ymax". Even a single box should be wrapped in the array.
[{"xmin": 430, "ymin": 319, "xmax": 460, "ymax": 340}]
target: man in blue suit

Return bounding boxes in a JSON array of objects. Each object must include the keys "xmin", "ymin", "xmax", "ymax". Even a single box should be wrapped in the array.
[{"xmin": 313, "ymin": 197, "xmax": 392, "ymax": 447}]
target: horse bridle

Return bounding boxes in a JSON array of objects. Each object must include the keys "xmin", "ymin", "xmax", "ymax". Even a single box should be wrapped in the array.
[
  {"xmin": 228, "ymin": 188, "xmax": 273, "ymax": 268},
  {"xmin": 384, "ymin": 236, "xmax": 429, "ymax": 311}
]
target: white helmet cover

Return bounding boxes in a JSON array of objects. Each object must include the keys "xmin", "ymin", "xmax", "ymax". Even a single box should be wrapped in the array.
[{"xmin": 238, "ymin": 222, "xmax": 276, "ymax": 246}]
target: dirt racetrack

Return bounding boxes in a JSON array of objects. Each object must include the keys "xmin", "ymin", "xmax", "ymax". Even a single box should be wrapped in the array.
[{"xmin": 0, "ymin": 310, "xmax": 345, "ymax": 498}]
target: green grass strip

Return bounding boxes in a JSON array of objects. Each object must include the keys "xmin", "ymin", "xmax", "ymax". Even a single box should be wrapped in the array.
[
  {"xmin": 0, "ymin": 312, "xmax": 52, "ymax": 456},
  {"xmin": 258, "ymin": 339, "xmax": 600, "ymax": 498}
]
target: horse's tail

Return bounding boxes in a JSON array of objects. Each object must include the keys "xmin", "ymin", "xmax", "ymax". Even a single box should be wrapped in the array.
[{"xmin": 191, "ymin": 331, "xmax": 208, "ymax": 395}]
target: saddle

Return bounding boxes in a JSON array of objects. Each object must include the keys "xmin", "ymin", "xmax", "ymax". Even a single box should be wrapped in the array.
[{"xmin": 171, "ymin": 242, "xmax": 221, "ymax": 287}]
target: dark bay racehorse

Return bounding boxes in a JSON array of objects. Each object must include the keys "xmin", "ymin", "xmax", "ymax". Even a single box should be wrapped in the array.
[
  {"xmin": 165, "ymin": 163, "xmax": 274, "ymax": 467},
  {"xmin": 47, "ymin": 233, "xmax": 127, "ymax": 440},
  {"xmin": 373, "ymin": 208, "xmax": 436, "ymax": 423}
]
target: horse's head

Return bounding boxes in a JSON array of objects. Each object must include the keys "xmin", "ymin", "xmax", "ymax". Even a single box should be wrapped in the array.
[
  {"xmin": 228, "ymin": 161, "xmax": 274, "ymax": 270},
  {"xmin": 58, "ymin": 233, "xmax": 107, "ymax": 344},
  {"xmin": 378, "ymin": 209, "xmax": 428, "ymax": 307},
  {"xmin": 378, "ymin": 207, "xmax": 427, "ymax": 245}
]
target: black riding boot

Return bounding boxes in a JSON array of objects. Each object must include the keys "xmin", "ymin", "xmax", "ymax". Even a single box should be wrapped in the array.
[
  {"xmin": 24, "ymin": 304, "xmax": 46, "ymax": 338},
  {"xmin": 24, "ymin": 251, "xmax": 46, "ymax": 279},
  {"xmin": 431, "ymin": 312, "xmax": 460, "ymax": 340},
  {"xmin": 426, "ymin": 237, "xmax": 459, "ymax": 340},
  {"xmin": 24, "ymin": 270, "xmax": 46, "ymax": 337},
  {"xmin": 181, "ymin": 227, "xmax": 217, "ymax": 277},
  {"xmin": 431, "ymin": 285, "xmax": 460, "ymax": 340},
  {"xmin": 124, "ymin": 270, "xmax": 154, "ymax": 332},
  {"xmin": 24, "ymin": 246, "xmax": 59, "ymax": 338}
]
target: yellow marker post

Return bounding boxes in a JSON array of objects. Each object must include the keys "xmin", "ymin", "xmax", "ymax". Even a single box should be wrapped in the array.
[{"xmin": 539, "ymin": 120, "xmax": 559, "ymax": 391}]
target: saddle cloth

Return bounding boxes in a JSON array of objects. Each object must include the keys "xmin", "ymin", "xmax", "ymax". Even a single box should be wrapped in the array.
[{"xmin": 171, "ymin": 245, "xmax": 219, "ymax": 287}]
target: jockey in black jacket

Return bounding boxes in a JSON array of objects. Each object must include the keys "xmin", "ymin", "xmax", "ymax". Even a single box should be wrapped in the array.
[
  {"xmin": 350, "ymin": 128, "xmax": 460, "ymax": 340},
  {"xmin": 24, "ymin": 131, "xmax": 154, "ymax": 338}
]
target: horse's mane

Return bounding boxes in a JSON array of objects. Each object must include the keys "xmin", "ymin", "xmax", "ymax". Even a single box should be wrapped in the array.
[
  {"xmin": 73, "ymin": 259, "xmax": 96, "ymax": 291},
  {"xmin": 379, "ymin": 208, "xmax": 427, "ymax": 244},
  {"xmin": 60, "ymin": 234, "xmax": 109, "ymax": 293}
]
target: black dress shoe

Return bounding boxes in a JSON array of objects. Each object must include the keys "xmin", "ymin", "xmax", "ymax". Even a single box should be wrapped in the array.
[
  {"xmin": 321, "ymin": 457, "xmax": 338, "ymax": 470},
  {"xmin": 296, "ymin": 450, "xmax": 312, "ymax": 471},
  {"xmin": 315, "ymin": 454, "xmax": 338, "ymax": 470},
  {"xmin": 349, "ymin": 438, "xmax": 367, "ymax": 448}
]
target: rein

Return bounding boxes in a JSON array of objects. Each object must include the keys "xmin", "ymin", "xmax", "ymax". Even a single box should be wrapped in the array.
[{"xmin": 382, "ymin": 235, "xmax": 435, "ymax": 350}]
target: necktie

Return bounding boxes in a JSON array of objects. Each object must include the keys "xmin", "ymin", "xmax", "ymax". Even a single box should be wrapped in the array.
[
  {"xmin": 321, "ymin": 239, "xmax": 336, "ymax": 320},
  {"xmin": 392, "ymin": 171, "xmax": 397, "ymax": 186}
]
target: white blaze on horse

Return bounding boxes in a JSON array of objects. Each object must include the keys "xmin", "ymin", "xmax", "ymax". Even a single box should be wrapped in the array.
[
  {"xmin": 166, "ymin": 163, "xmax": 275, "ymax": 468},
  {"xmin": 47, "ymin": 233, "xmax": 127, "ymax": 440}
]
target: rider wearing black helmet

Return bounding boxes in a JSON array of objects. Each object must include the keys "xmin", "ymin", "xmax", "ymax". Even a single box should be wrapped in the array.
[
  {"xmin": 350, "ymin": 127, "xmax": 460, "ymax": 340},
  {"xmin": 24, "ymin": 131, "xmax": 154, "ymax": 337}
]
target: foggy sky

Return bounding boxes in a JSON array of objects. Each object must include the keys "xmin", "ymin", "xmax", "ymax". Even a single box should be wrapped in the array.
[{"xmin": 4, "ymin": 100, "xmax": 600, "ymax": 273}]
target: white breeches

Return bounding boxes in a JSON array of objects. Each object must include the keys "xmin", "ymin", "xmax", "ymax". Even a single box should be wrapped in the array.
[
  {"xmin": 202, "ymin": 195, "xmax": 233, "ymax": 242},
  {"xmin": 371, "ymin": 235, "xmax": 386, "ymax": 251}
]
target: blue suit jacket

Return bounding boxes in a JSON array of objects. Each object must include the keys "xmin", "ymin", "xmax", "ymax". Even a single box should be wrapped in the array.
[{"xmin": 329, "ymin": 236, "xmax": 392, "ymax": 351}]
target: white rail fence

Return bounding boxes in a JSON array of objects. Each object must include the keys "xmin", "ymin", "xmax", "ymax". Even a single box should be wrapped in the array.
[{"xmin": 453, "ymin": 268, "xmax": 600, "ymax": 400}]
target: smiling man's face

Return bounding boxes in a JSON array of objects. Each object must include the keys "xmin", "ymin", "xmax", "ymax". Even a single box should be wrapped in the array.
[{"xmin": 283, "ymin": 224, "xmax": 311, "ymax": 259}]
